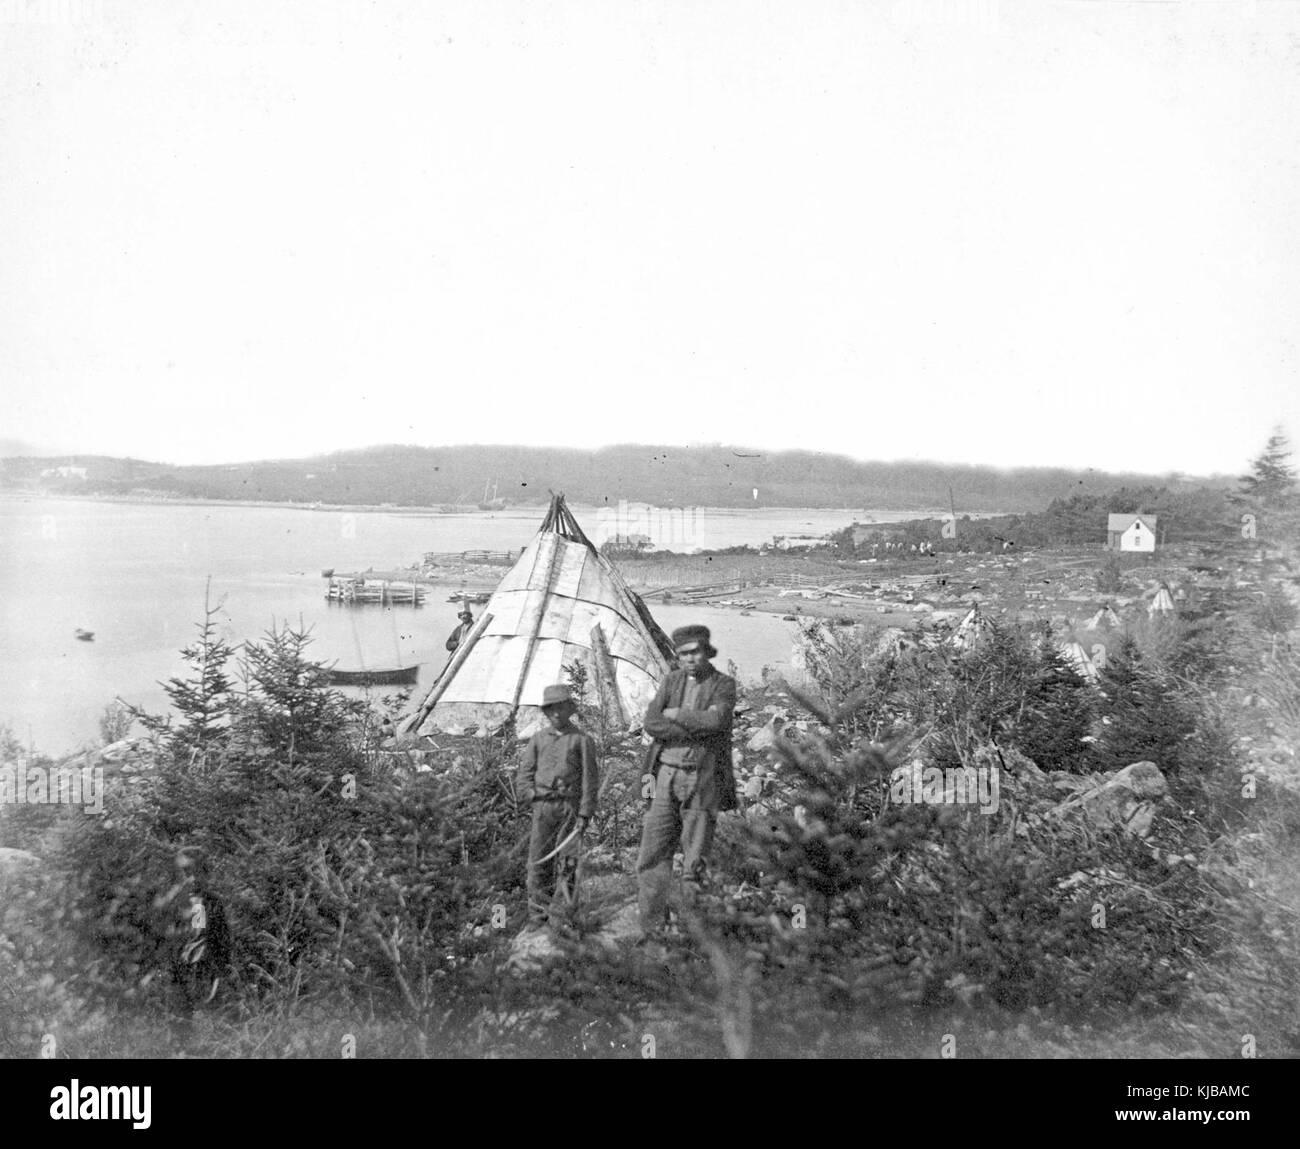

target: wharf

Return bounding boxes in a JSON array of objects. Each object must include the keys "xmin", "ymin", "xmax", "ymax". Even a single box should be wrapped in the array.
[{"xmin": 324, "ymin": 574, "xmax": 427, "ymax": 606}]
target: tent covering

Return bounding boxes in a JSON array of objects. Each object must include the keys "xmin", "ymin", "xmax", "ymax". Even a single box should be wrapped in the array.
[
  {"xmin": 1148, "ymin": 583, "xmax": 1175, "ymax": 617},
  {"xmin": 1084, "ymin": 603, "xmax": 1123, "ymax": 631},
  {"xmin": 952, "ymin": 604, "xmax": 989, "ymax": 651},
  {"xmin": 399, "ymin": 495, "xmax": 674, "ymax": 739},
  {"xmin": 1058, "ymin": 640, "xmax": 1101, "ymax": 682}
]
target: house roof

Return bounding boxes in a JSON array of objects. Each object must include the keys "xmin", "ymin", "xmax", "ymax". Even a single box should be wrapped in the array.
[{"xmin": 1107, "ymin": 513, "xmax": 1157, "ymax": 532}]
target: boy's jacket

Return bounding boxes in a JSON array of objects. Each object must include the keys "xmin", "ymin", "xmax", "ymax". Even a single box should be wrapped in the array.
[
  {"xmin": 642, "ymin": 666, "xmax": 739, "ymax": 812},
  {"xmin": 517, "ymin": 726, "xmax": 600, "ymax": 817}
]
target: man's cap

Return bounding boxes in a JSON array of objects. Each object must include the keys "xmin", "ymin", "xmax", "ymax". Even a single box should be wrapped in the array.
[
  {"xmin": 671, "ymin": 624, "xmax": 717, "ymax": 658},
  {"xmin": 541, "ymin": 684, "xmax": 575, "ymax": 708}
]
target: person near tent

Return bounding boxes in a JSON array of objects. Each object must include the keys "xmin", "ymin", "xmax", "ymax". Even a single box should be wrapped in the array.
[
  {"xmin": 516, "ymin": 683, "xmax": 599, "ymax": 930},
  {"xmin": 444, "ymin": 607, "xmax": 474, "ymax": 653},
  {"xmin": 635, "ymin": 624, "xmax": 738, "ymax": 940}
]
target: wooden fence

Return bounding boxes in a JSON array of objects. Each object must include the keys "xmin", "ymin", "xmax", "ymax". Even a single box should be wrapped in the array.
[{"xmin": 422, "ymin": 550, "xmax": 519, "ymax": 566}]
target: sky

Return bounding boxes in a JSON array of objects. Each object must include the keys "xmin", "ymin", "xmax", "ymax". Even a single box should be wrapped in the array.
[{"xmin": 1, "ymin": 0, "xmax": 1298, "ymax": 476}]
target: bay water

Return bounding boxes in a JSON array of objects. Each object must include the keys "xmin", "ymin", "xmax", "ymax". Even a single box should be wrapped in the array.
[{"xmin": 0, "ymin": 497, "xmax": 906, "ymax": 754}]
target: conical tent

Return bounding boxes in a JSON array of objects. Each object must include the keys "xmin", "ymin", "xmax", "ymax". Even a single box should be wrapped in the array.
[
  {"xmin": 399, "ymin": 495, "xmax": 675, "ymax": 739},
  {"xmin": 1058, "ymin": 640, "xmax": 1100, "ymax": 682},
  {"xmin": 1148, "ymin": 583, "xmax": 1175, "ymax": 617},
  {"xmin": 1084, "ymin": 603, "xmax": 1122, "ymax": 631},
  {"xmin": 952, "ymin": 604, "xmax": 989, "ymax": 651}
]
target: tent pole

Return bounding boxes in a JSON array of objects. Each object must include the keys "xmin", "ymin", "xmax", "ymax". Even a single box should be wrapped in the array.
[
  {"xmin": 589, "ymin": 622, "xmax": 628, "ymax": 728},
  {"xmin": 510, "ymin": 530, "xmax": 562, "ymax": 711},
  {"xmin": 398, "ymin": 611, "xmax": 494, "ymax": 736}
]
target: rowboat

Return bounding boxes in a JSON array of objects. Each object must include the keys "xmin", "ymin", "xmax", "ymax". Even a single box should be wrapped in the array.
[
  {"xmin": 326, "ymin": 665, "xmax": 419, "ymax": 687},
  {"xmin": 74, "ymin": 629, "xmax": 95, "ymax": 642}
]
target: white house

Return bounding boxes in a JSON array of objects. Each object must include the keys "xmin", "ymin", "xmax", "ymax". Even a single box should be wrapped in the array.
[{"xmin": 1106, "ymin": 513, "xmax": 1157, "ymax": 553}]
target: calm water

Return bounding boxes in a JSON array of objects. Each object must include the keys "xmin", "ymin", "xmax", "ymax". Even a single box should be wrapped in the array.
[{"xmin": 0, "ymin": 497, "xmax": 907, "ymax": 754}]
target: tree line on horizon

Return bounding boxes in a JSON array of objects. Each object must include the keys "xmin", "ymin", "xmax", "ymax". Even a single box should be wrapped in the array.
[{"xmin": 0, "ymin": 442, "xmax": 1237, "ymax": 514}]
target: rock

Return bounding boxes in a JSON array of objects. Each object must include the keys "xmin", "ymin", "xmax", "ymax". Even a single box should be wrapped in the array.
[
  {"xmin": 99, "ymin": 737, "xmax": 143, "ymax": 763},
  {"xmin": 747, "ymin": 717, "xmax": 785, "ymax": 752},
  {"xmin": 1109, "ymin": 760, "xmax": 1167, "ymax": 800},
  {"xmin": 1048, "ymin": 761, "xmax": 1168, "ymax": 837},
  {"xmin": 0, "ymin": 847, "xmax": 40, "ymax": 870},
  {"xmin": 505, "ymin": 924, "xmax": 565, "ymax": 974}
]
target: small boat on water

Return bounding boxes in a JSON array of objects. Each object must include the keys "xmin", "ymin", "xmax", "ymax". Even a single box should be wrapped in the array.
[
  {"xmin": 74, "ymin": 629, "xmax": 95, "ymax": 642},
  {"xmin": 326, "ymin": 665, "xmax": 420, "ymax": 687}
]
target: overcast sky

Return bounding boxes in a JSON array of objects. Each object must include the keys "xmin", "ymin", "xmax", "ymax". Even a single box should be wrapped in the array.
[{"xmin": 2, "ymin": 1, "xmax": 1297, "ymax": 475}]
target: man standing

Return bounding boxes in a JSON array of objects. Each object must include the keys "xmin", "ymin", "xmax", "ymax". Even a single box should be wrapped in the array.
[
  {"xmin": 636, "ymin": 624, "xmax": 738, "ymax": 939},
  {"xmin": 445, "ymin": 608, "xmax": 474, "ymax": 653}
]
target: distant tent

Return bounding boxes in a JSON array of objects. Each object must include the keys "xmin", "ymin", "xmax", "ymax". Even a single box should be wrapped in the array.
[
  {"xmin": 1058, "ymin": 640, "xmax": 1101, "ymax": 683},
  {"xmin": 1148, "ymin": 583, "xmax": 1175, "ymax": 618},
  {"xmin": 952, "ymin": 604, "xmax": 989, "ymax": 651},
  {"xmin": 1084, "ymin": 603, "xmax": 1122, "ymax": 631},
  {"xmin": 399, "ymin": 494, "xmax": 675, "ymax": 739}
]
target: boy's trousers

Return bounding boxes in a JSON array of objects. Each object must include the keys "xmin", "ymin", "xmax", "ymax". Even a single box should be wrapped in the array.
[
  {"xmin": 636, "ymin": 763, "xmax": 719, "ymax": 933},
  {"xmin": 527, "ymin": 799, "xmax": 580, "ymax": 925}
]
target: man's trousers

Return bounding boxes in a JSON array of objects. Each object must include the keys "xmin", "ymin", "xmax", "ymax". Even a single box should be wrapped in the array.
[
  {"xmin": 527, "ymin": 800, "xmax": 580, "ymax": 926},
  {"xmin": 636, "ymin": 763, "xmax": 719, "ymax": 933}
]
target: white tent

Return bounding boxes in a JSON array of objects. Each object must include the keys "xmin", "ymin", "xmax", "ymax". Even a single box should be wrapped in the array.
[
  {"xmin": 952, "ymin": 604, "xmax": 989, "ymax": 651},
  {"xmin": 1084, "ymin": 603, "xmax": 1122, "ymax": 631},
  {"xmin": 399, "ymin": 495, "xmax": 674, "ymax": 739},
  {"xmin": 1148, "ymin": 583, "xmax": 1175, "ymax": 618},
  {"xmin": 1058, "ymin": 640, "xmax": 1101, "ymax": 683}
]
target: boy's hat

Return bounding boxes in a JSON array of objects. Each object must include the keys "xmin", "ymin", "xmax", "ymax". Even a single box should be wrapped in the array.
[
  {"xmin": 541, "ymin": 684, "xmax": 574, "ymax": 708},
  {"xmin": 671, "ymin": 624, "xmax": 717, "ymax": 659}
]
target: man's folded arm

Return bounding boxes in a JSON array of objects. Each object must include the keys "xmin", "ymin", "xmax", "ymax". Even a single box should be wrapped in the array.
[
  {"xmin": 670, "ymin": 679, "xmax": 737, "ymax": 733},
  {"xmin": 643, "ymin": 679, "xmax": 689, "ymax": 739}
]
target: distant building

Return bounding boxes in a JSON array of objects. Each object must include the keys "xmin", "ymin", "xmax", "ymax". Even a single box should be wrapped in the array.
[
  {"xmin": 850, "ymin": 523, "xmax": 909, "ymax": 547},
  {"xmin": 600, "ymin": 533, "xmax": 654, "ymax": 555},
  {"xmin": 41, "ymin": 465, "xmax": 87, "ymax": 480},
  {"xmin": 1107, "ymin": 513, "xmax": 1157, "ymax": 553},
  {"xmin": 774, "ymin": 534, "xmax": 827, "ymax": 551}
]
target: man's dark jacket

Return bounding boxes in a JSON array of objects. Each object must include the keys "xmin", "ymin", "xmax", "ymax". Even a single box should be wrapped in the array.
[{"xmin": 642, "ymin": 665, "xmax": 739, "ymax": 812}]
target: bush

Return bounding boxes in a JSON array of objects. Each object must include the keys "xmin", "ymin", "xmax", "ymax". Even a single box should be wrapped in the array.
[
  {"xmin": 55, "ymin": 620, "xmax": 520, "ymax": 1051},
  {"xmin": 677, "ymin": 682, "xmax": 1229, "ymax": 1042}
]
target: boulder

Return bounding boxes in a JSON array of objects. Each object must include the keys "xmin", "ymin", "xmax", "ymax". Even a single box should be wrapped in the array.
[
  {"xmin": 1048, "ymin": 760, "xmax": 1168, "ymax": 837},
  {"xmin": 746, "ymin": 717, "xmax": 785, "ymax": 752},
  {"xmin": 505, "ymin": 924, "xmax": 565, "ymax": 974},
  {"xmin": 0, "ymin": 847, "xmax": 40, "ymax": 871}
]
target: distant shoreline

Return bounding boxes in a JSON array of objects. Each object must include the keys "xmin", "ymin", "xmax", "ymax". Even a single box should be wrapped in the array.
[{"xmin": 0, "ymin": 490, "xmax": 966, "ymax": 520}]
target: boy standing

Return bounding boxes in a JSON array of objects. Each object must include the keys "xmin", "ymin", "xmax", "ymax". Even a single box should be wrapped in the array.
[{"xmin": 517, "ymin": 684, "xmax": 599, "ymax": 929}]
